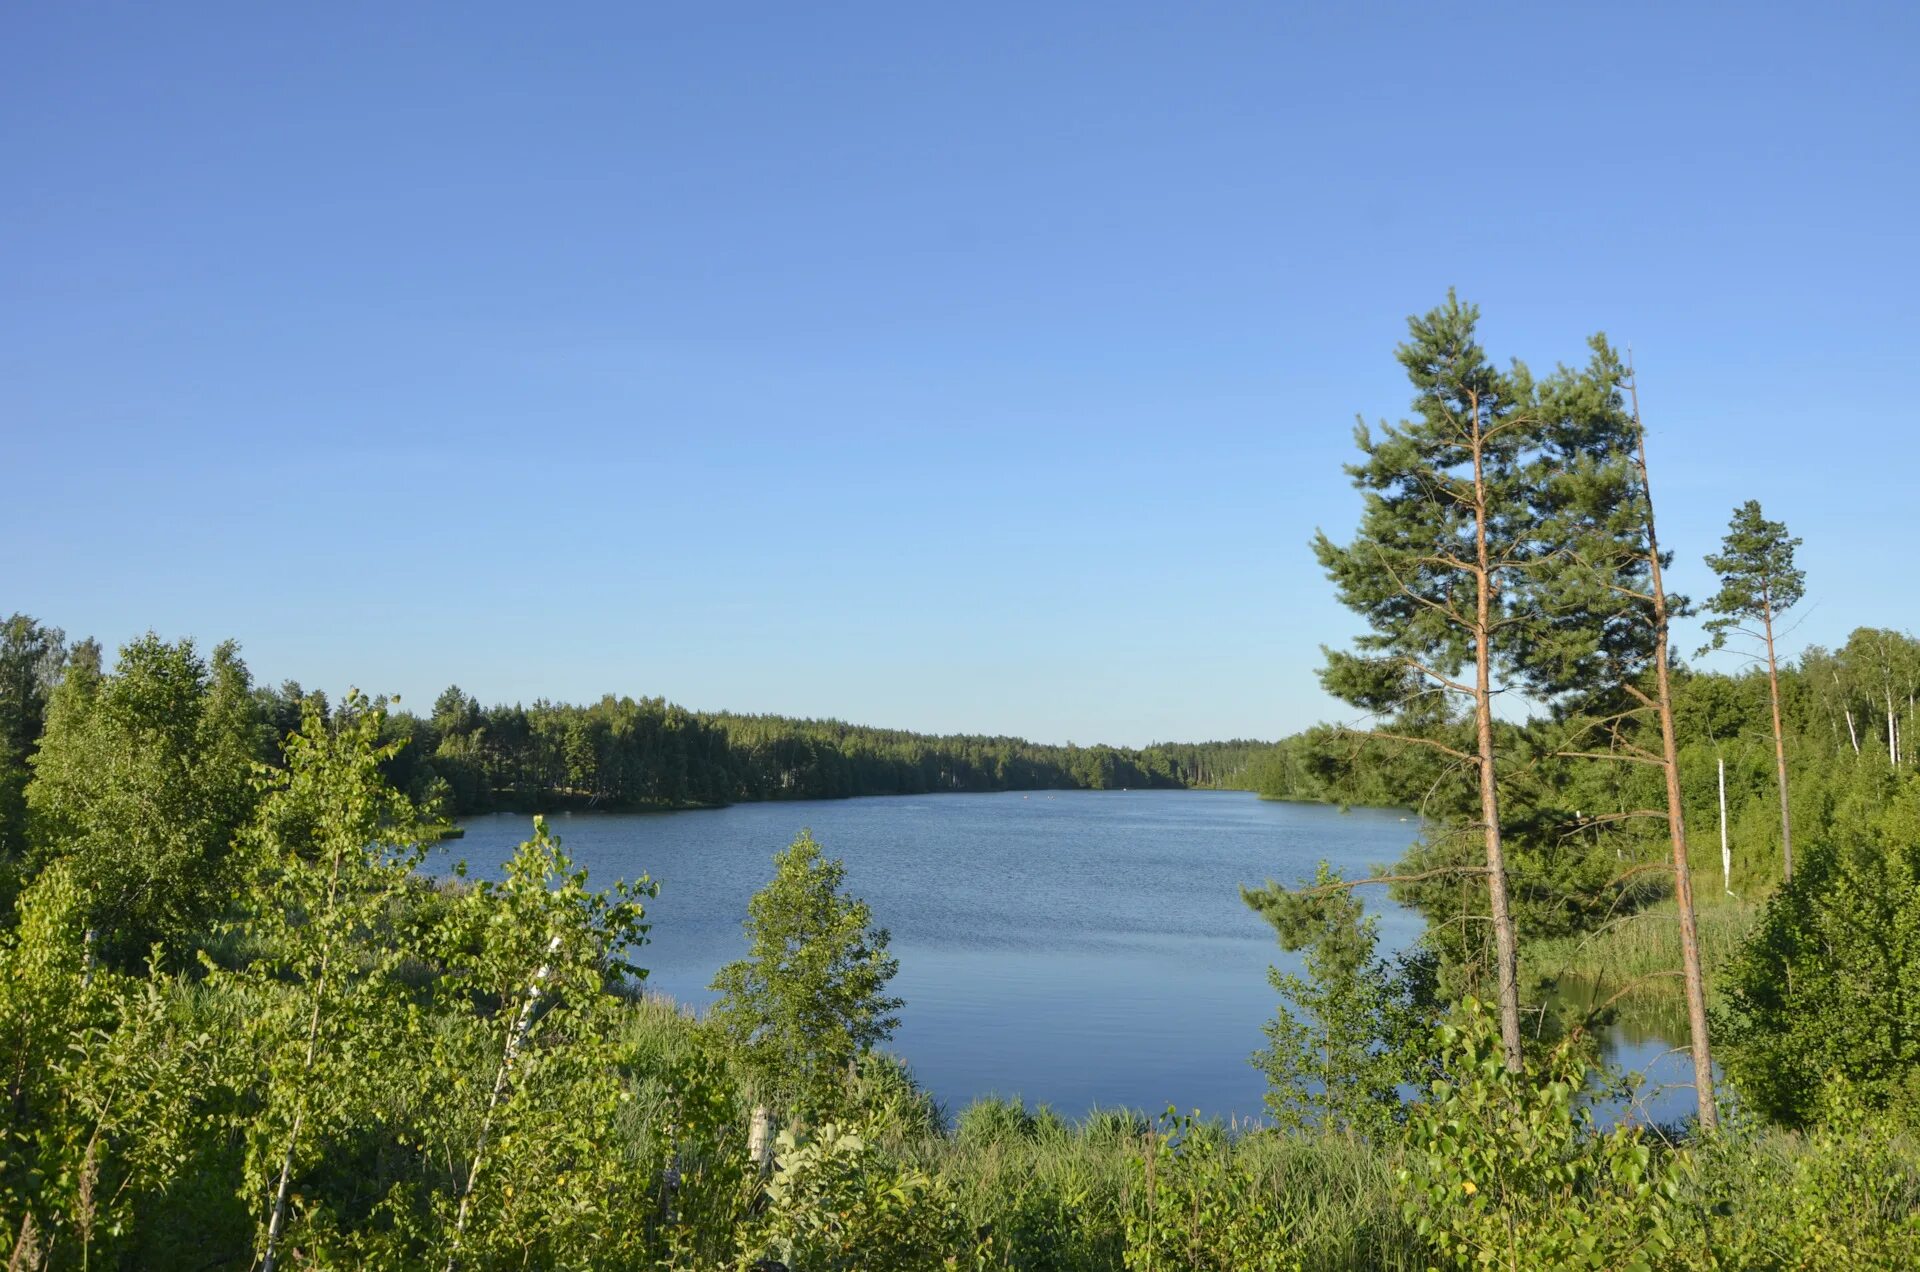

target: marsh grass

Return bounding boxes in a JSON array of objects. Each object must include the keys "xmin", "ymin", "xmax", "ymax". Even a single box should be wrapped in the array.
[
  {"xmin": 1522, "ymin": 895, "xmax": 1758, "ymax": 1012},
  {"xmin": 615, "ymin": 1001, "xmax": 1428, "ymax": 1269},
  {"xmin": 911, "ymin": 1102, "xmax": 1421, "ymax": 1271}
]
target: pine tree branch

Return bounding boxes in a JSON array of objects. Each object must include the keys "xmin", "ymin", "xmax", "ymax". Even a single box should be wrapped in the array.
[
  {"xmin": 1284, "ymin": 865, "xmax": 1491, "ymax": 897},
  {"xmin": 1368, "ymin": 544, "xmax": 1473, "ymax": 631},
  {"xmin": 1399, "ymin": 654, "xmax": 1478, "ymax": 700},
  {"xmin": 1557, "ymin": 809, "xmax": 1668, "ymax": 839},
  {"xmin": 1337, "ymin": 722, "xmax": 1478, "ymax": 765},
  {"xmin": 1554, "ymin": 749, "xmax": 1667, "ymax": 768}
]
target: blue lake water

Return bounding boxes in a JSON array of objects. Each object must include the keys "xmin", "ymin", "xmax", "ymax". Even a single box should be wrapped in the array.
[{"xmin": 441, "ymin": 790, "xmax": 1697, "ymax": 1124}]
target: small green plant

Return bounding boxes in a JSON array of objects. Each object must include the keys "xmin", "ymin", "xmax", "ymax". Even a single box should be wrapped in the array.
[
  {"xmin": 1122, "ymin": 1109, "xmax": 1301, "ymax": 1272},
  {"xmin": 1243, "ymin": 862, "xmax": 1437, "ymax": 1138},
  {"xmin": 650, "ymin": 1043, "xmax": 759, "ymax": 1271},
  {"xmin": 843, "ymin": 1051, "xmax": 946, "ymax": 1149},
  {"xmin": 737, "ymin": 1122, "xmax": 967, "ymax": 1272},
  {"xmin": 1397, "ymin": 998, "xmax": 1691, "ymax": 1271}
]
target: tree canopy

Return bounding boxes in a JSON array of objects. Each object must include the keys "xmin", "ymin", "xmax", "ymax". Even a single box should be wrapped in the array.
[{"xmin": 710, "ymin": 830, "xmax": 903, "ymax": 1117}]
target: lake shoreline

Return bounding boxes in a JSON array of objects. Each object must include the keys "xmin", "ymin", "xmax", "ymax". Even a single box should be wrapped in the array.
[
  {"xmin": 457, "ymin": 783, "xmax": 1272, "ymax": 818},
  {"xmin": 455, "ymin": 784, "xmax": 1406, "ymax": 820}
]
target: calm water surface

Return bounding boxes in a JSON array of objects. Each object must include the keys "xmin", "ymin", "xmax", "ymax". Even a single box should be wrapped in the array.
[{"xmin": 443, "ymin": 790, "xmax": 1695, "ymax": 1123}]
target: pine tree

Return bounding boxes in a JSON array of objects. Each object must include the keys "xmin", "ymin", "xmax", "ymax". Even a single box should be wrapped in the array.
[
  {"xmin": 1313, "ymin": 293, "xmax": 1566, "ymax": 1071},
  {"xmin": 0, "ymin": 615, "xmax": 63, "ymax": 863},
  {"xmin": 1701, "ymin": 501, "xmax": 1805, "ymax": 881},
  {"xmin": 1537, "ymin": 342, "xmax": 1719, "ymax": 1130}
]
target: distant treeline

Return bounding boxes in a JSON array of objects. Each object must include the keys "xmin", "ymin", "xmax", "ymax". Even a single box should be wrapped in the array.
[
  {"xmin": 376, "ymin": 687, "xmax": 1285, "ymax": 814},
  {"xmin": 14, "ymin": 616, "xmax": 1904, "ymax": 841},
  {"xmin": 0, "ymin": 616, "xmax": 1335, "ymax": 831}
]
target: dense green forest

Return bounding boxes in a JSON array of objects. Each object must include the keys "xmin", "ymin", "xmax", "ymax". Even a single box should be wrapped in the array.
[
  {"xmin": 400, "ymin": 688, "xmax": 1278, "ymax": 811},
  {"xmin": 5, "ymin": 297, "xmax": 1920, "ymax": 1268},
  {"xmin": 0, "ymin": 620, "xmax": 1280, "ymax": 843}
]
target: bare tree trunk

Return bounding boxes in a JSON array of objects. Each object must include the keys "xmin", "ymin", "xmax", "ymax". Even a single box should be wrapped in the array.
[
  {"xmin": 749, "ymin": 1105, "xmax": 775, "ymax": 1173},
  {"xmin": 1762, "ymin": 601, "xmax": 1793, "ymax": 881},
  {"xmin": 261, "ymin": 1109, "xmax": 304, "ymax": 1272},
  {"xmin": 1631, "ymin": 378, "xmax": 1719, "ymax": 1132},
  {"xmin": 1470, "ymin": 404, "xmax": 1525, "ymax": 1073}
]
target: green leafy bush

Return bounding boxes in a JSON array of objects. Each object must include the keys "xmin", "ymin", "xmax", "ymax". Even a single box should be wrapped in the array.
[
  {"xmin": 1692, "ymin": 1090, "xmax": 1920, "ymax": 1269},
  {"xmin": 1721, "ymin": 775, "xmax": 1920, "ymax": 1126},
  {"xmin": 1397, "ymin": 999, "xmax": 1691, "ymax": 1271},
  {"xmin": 1122, "ymin": 1110, "xmax": 1301, "ymax": 1271},
  {"xmin": 737, "ymin": 1122, "xmax": 968, "ymax": 1272},
  {"xmin": 709, "ymin": 831, "xmax": 903, "ymax": 1121}
]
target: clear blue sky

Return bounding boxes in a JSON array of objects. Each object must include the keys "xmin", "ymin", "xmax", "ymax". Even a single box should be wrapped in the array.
[{"xmin": 4, "ymin": 3, "xmax": 1914, "ymax": 745}]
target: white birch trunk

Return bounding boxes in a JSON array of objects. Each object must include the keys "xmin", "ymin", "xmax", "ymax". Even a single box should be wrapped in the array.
[
  {"xmin": 1718, "ymin": 757, "xmax": 1732, "ymax": 895},
  {"xmin": 445, "ymin": 934, "xmax": 563, "ymax": 1272}
]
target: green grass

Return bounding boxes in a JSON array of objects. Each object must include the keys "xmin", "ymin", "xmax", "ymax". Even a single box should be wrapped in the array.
[
  {"xmin": 900, "ymin": 1101, "xmax": 1421, "ymax": 1271},
  {"xmin": 616, "ymin": 999, "xmax": 1426, "ymax": 1269},
  {"xmin": 1521, "ymin": 894, "xmax": 1759, "ymax": 1014}
]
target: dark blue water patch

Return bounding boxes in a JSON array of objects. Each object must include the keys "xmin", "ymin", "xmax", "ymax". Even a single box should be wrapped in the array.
[{"xmin": 435, "ymin": 791, "xmax": 1691, "ymax": 1124}]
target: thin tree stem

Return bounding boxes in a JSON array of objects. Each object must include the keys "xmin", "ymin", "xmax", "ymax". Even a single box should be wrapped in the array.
[{"xmin": 1629, "ymin": 366, "xmax": 1719, "ymax": 1132}]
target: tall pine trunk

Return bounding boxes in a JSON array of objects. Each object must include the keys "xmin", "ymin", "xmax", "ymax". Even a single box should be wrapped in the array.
[
  {"xmin": 1631, "ymin": 384, "xmax": 1718, "ymax": 1132},
  {"xmin": 1471, "ymin": 400, "xmax": 1525, "ymax": 1072},
  {"xmin": 1761, "ymin": 598, "xmax": 1793, "ymax": 881}
]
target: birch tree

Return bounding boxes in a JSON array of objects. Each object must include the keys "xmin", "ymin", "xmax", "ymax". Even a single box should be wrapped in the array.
[
  {"xmin": 426, "ymin": 816, "xmax": 656, "ymax": 1271},
  {"xmin": 230, "ymin": 692, "xmax": 429, "ymax": 1272},
  {"xmin": 710, "ymin": 830, "xmax": 902, "ymax": 1113},
  {"xmin": 26, "ymin": 634, "xmax": 259, "ymax": 964}
]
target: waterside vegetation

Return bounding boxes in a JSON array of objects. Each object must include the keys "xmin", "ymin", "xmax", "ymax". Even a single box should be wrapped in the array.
[{"xmin": 4, "ymin": 297, "xmax": 1920, "ymax": 1266}]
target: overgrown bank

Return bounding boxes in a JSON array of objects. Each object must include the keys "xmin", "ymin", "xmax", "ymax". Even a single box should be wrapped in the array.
[
  {"xmin": 4, "ymin": 699, "xmax": 1914, "ymax": 1267},
  {"xmin": 9, "ymin": 292, "xmax": 1920, "ymax": 1266}
]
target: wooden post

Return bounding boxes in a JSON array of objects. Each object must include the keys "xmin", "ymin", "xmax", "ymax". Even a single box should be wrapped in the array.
[
  {"xmin": 1718, "ymin": 758, "xmax": 1733, "ymax": 896},
  {"xmin": 748, "ymin": 1105, "xmax": 774, "ymax": 1174}
]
